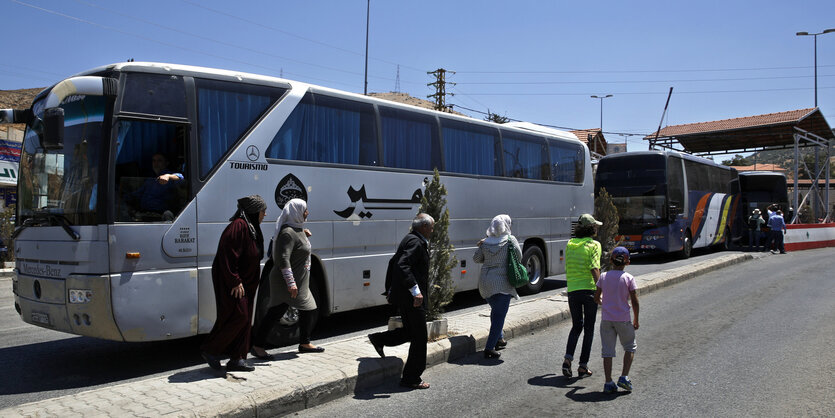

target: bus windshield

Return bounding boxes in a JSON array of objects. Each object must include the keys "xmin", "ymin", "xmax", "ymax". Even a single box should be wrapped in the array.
[
  {"xmin": 596, "ymin": 155, "xmax": 667, "ymax": 223},
  {"xmin": 18, "ymin": 95, "xmax": 108, "ymax": 226}
]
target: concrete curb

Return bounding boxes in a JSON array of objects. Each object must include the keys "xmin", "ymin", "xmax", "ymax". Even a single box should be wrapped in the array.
[{"xmin": 1, "ymin": 252, "xmax": 764, "ymax": 417}]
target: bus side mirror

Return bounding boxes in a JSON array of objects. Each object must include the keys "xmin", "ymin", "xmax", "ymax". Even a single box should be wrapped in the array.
[
  {"xmin": 667, "ymin": 203, "xmax": 679, "ymax": 220},
  {"xmin": 42, "ymin": 107, "xmax": 64, "ymax": 150}
]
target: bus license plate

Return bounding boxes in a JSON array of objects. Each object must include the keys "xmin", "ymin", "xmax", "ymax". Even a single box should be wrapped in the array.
[{"xmin": 31, "ymin": 312, "xmax": 50, "ymax": 325}]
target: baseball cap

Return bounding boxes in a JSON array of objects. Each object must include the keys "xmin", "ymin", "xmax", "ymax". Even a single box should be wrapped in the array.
[
  {"xmin": 611, "ymin": 246, "xmax": 629, "ymax": 263},
  {"xmin": 578, "ymin": 213, "xmax": 602, "ymax": 227}
]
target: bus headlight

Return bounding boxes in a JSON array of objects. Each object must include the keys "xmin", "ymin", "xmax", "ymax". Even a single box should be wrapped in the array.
[{"xmin": 69, "ymin": 289, "xmax": 93, "ymax": 304}]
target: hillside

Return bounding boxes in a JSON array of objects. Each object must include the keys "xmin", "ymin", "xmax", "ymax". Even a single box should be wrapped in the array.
[
  {"xmin": 1, "ymin": 88, "xmax": 463, "ymax": 117},
  {"xmin": 0, "ymin": 88, "xmax": 43, "ymax": 109}
]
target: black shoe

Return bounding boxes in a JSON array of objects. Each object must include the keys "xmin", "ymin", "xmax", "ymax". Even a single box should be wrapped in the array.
[
  {"xmin": 249, "ymin": 347, "xmax": 274, "ymax": 361},
  {"xmin": 484, "ymin": 349, "xmax": 501, "ymax": 359},
  {"xmin": 399, "ymin": 380, "xmax": 430, "ymax": 390},
  {"xmin": 562, "ymin": 360, "xmax": 573, "ymax": 377},
  {"xmin": 201, "ymin": 351, "xmax": 222, "ymax": 370},
  {"xmin": 226, "ymin": 359, "xmax": 255, "ymax": 372},
  {"xmin": 495, "ymin": 339, "xmax": 507, "ymax": 350},
  {"xmin": 577, "ymin": 365, "xmax": 593, "ymax": 377},
  {"xmin": 298, "ymin": 344, "xmax": 325, "ymax": 353},
  {"xmin": 368, "ymin": 334, "xmax": 385, "ymax": 358}
]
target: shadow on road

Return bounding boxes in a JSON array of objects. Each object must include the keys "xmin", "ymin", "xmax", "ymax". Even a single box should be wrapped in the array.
[
  {"xmin": 0, "ymin": 335, "xmax": 205, "ymax": 396},
  {"xmin": 528, "ymin": 373, "xmax": 630, "ymax": 402}
]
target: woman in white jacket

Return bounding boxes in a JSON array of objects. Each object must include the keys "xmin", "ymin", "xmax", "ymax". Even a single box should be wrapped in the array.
[{"xmin": 473, "ymin": 214, "xmax": 522, "ymax": 359}]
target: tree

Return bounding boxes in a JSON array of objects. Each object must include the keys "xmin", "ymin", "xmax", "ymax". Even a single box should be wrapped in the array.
[
  {"xmin": 720, "ymin": 154, "xmax": 752, "ymax": 166},
  {"xmin": 419, "ymin": 169, "xmax": 457, "ymax": 321},
  {"xmin": 594, "ymin": 188, "xmax": 621, "ymax": 271},
  {"xmin": 485, "ymin": 110, "xmax": 510, "ymax": 124}
]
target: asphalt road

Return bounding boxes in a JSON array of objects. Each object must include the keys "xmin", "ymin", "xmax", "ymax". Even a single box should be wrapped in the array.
[
  {"xmin": 0, "ymin": 246, "xmax": 783, "ymax": 409},
  {"xmin": 303, "ymin": 247, "xmax": 835, "ymax": 417}
]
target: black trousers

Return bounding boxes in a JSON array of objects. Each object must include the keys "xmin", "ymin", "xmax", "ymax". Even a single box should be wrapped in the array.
[
  {"xmin": 565, "ymin": 289, "xmax": 598, "ymax": 365},
  {"xmin": 252, "ymin": 304, "xmax": 318, "ymax": 347},
  {"xmin": 371, "ymin": 302, "xmax": 427, "ymax": 385}
]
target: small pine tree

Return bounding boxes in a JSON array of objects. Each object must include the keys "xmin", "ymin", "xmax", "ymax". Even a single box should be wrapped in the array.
[
  {"xmin": 419, "ymin": 169, "xmax": 457, "ymax": 321},
  {"xmin": 594, "ymin": 188, "xmax": 621, "ymax": 271}
]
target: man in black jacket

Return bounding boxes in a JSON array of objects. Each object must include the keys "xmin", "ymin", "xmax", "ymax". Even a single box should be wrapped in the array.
[{"xmin": 369, "ymin": 213, "xmax": 434, "ymax": 390}]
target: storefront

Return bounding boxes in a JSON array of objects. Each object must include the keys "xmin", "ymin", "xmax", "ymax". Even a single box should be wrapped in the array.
[{"xmin": 0, "ymin": 139, "xmax": 20, "ymax": 208}]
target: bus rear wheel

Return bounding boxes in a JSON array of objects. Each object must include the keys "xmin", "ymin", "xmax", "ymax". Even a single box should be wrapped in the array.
[{"xmin": 517, "ymin": 246, "xmax": 546, "ymax": 295}]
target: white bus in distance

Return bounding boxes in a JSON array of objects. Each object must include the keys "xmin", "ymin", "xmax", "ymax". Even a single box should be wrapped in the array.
[{"xmin": 3, "ymin": 62, "xmax": 593, "ymax": 342}]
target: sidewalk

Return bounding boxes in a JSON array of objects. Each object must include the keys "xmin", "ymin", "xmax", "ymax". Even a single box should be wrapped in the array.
[{"xmin": 2, "ymin": 252, "xmax": 763, "ymax": 417}]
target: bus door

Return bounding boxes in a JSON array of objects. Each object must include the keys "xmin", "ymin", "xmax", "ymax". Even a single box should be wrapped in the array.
[{"xmin": 109, "ymin": 119, "xmax": 198, "ymax": 341}]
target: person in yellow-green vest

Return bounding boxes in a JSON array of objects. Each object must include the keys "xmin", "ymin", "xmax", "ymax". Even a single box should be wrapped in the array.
[{"xmin": 561, "ymin": 213, "xmax": 602, "ymax": 379}]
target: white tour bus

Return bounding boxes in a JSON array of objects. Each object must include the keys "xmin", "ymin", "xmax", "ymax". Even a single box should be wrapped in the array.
[{"xmin": 1, "ymin": 62, "xmax": 593, "ymax": 342}]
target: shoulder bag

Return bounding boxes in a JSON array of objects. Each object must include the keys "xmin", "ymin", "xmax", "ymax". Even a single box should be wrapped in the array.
[{"xmin": 506, "ymin": 239, "xmax": 529, "ymax": 288}]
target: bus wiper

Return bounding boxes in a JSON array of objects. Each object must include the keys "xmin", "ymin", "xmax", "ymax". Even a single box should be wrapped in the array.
[
  {"xmin": 50, "ymin": 214, "xmax": 81, "ymax": 241},
  {"xmin": 11, "ymin": 218, "xmax": 38, "ymax": 239},
  {"xmin": 12, "ymin": 212, "xmax": 80, "ymax": 241}
]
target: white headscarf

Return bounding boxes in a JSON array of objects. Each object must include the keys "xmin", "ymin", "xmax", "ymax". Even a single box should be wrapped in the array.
[
  {"xmin": 486, "ymin": 214, "xmax": 512, "ymax": 238},
  {"xmin": 274, "ymin": 198, "xmax": 307, "ymax": 241}
]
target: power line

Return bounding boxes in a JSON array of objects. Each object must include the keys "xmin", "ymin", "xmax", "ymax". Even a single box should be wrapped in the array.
[
  {"xmin": 13, "ymin": 0, "xmax": 416, "ymax": 91},
  {"xmin": 177, "ymin": 0, "xmax": 427, "ymax": 73},
  {"xmin": 455, "ymin": 64, "xmax": 835, "ymax": 74},
  {"xmin": 458, "ymin": 86, "xmax": 835, "ymax": 96},
  {"xmin": 456, "ymin": 74, "xmax": 835, "ymax": 85},
  {"xmin": 70, "ymin": 0, "xmax": 363, "ymax": 77}
]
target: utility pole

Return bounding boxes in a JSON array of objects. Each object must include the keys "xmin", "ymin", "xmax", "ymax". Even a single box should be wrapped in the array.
[
  {"xmin": 427, "ymin": 68, "xmax": 455, "ymax": 112},
  {"xmin": 364, "ymin": 0, "xmax": 370, "ymax": 95}
]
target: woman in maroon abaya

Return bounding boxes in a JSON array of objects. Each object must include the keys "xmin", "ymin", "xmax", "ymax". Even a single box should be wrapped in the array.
[{"xmin": 200, "ymin": 195, "xmax": 267, "ymax": 372}]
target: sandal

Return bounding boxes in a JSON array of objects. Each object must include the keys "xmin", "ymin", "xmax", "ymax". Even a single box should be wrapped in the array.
[
  {"xmin": 562, "ymin": 359, "xmax": 572, "ymax": 377},
  {"xmin": 400, "ymin": 381, "xmax": 430, "ymax": 390},
  {"xmin": 577, "ymin": 365, "xmax": 593, "ymax": 377}
]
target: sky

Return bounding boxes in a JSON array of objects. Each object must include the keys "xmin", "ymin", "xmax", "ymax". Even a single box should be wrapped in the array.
[{"xmin": 1, "ymin": 0, "xmax": 834, "ymax": 151}]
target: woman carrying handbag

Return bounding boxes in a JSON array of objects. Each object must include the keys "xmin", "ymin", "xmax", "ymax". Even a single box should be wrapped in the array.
[{"xmin": 473, "ymin": 214, "xmax": 522, "ymax": 359}]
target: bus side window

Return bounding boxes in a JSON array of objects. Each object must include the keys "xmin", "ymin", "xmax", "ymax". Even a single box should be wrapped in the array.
[
  {"xmin": 549, "ymin": 142, "xmax": 583, "ymax": 184},
  {"xmin": 667, "ymin": 156, "xmax": 685, "ymax": 215},
  {"xmin": 500, "ymin": 131, "xmax": 548, "ymax": 180},
  {"xmin": 379, "ymin": 106, "xmax": 440, "ymax": 170},
  {"xmin": 195, "ymin": 79, "xmax": 285, "ymax": 178},
  {"xmin": 114, "ymin": 121, "xmax": 189, "ymax": 222},
  {"xmin": 441, "ymin": 119, "xmax": 500, "ymax": 176},
  {"xmin": 266, "ymin": 92, "xmax": 378, "ymax": 167}
]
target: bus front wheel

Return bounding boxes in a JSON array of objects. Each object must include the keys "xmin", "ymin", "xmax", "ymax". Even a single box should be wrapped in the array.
[
  {"xmin": 679, "ymin": 232, "xmax": 693, "ymax": 259},
  {"xmin": 518, "ymin": 246, "xmax": 546, "ymax": 295}
]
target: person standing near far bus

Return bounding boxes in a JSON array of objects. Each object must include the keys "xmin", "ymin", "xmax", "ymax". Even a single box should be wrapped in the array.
[
  {"xmin": 251, "ymin": 198, "xmax": 324, "ymax": 357},
  {"xmin": 368, "ymin": 213, "xmax": 434, "ymax": 390},
  {"xmin": 562, "ymin": 214, "xmax": 602, "ymax": 379},
  {"xmin": 201, "ymin": 195, "xmax": 267, "ymax": 373},
  {"xmin": 747, "ymin": 209, "xmax": 765, "ymax": 251},
  {"xmin": 767, "ymin": 210, "xmax": 787, "ymax": 254}
]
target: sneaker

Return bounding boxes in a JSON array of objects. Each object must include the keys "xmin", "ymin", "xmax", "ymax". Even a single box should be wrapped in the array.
[
  {"xmin": 603, "ymin": 381, "xmax": 618, "ymax": 394},
  {"xmin": 617, "ymin": 376, "xmax": 633, "ymax": 391}
]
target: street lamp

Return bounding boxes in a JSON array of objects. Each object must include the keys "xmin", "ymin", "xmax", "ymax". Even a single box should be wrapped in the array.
[
  {"xmin": 796, "ymin": 29, "xmax": 835, "ymax": 223},
  {"xmin": 364, "ymin": 0, "xmax": 370, "ymax": 95},
  {"xmin": 796, "ymin": 28, "xmax": 835, "ymax": 107},
  {"xmin": 590, "ymin": 94, "xmax": 612, "ymax": 155}
]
